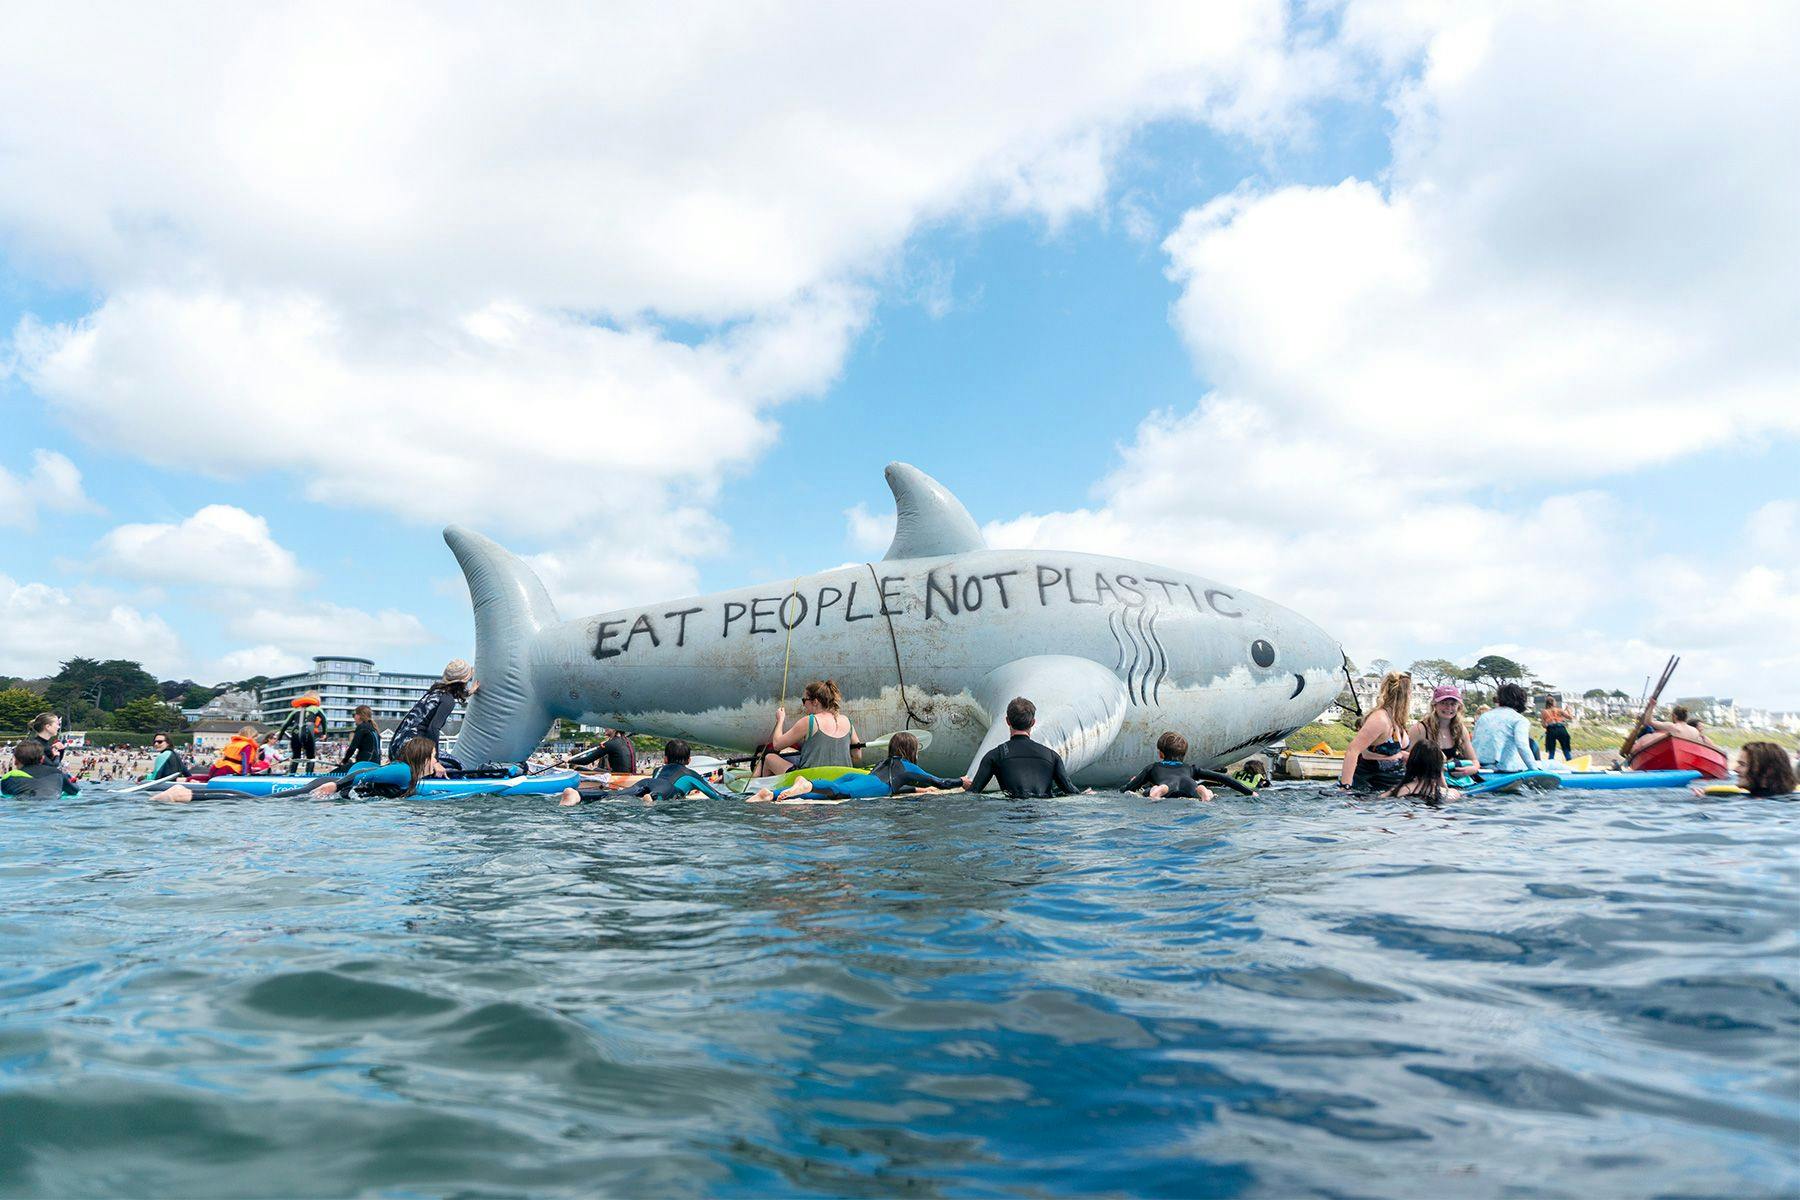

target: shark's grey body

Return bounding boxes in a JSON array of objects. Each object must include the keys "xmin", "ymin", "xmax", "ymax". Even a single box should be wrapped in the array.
[{"xmin": 447, "ymin": 464, "xmax": 1342, "ymax": 784}]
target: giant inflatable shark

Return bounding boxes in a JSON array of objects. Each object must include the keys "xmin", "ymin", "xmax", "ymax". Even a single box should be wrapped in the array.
[{"xmin": 446, "ymin": 463, "xmax": 1342, "ymax": 785}]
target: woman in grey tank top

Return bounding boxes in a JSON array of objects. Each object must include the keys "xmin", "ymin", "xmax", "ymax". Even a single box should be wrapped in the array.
[{"xmin": 761, "ymin": 680, "xmax": 861, "ymax": 777}]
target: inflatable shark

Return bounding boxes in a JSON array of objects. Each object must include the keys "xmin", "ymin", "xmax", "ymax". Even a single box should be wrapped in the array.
[{"xmin": 446, "ymin": 463, "xmax": 1341, "ymax": 785}]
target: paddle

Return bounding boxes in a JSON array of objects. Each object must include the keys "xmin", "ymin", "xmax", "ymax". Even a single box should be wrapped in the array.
[{"xmin": 1619, "ymin": 654, "xmax": 1679, "ymax": 760}]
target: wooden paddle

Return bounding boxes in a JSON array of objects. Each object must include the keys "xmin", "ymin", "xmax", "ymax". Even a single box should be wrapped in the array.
[{"xmin": 1618, "ymin": 654, "xmax": 1679, "ymax": 760}]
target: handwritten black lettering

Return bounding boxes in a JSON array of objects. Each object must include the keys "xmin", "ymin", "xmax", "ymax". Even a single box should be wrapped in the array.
[
  {"xmin": 722, "ymin": 601, "xmax": 748, "ymax": 637},
  {"xmin": 961, "ymin": 575, "xmax": 983, "ymax": 611},
  {"xmin": 879, "ymin": 574, "xmax": 903, "ymax": 616},
  {"xmin": 1114, "ymin": 574, "xmax": 1146, "ymax": 606},
  {"xmin": 1065, "ymin": 569, "xmax": 1100, "ymax": 605},
  {"xmin": 981, "ymin": 569, "xmax": 1019, "ymax": 607},
  {"xmin": 665, "ymin": 607, "xmax": 702, "ymax": 647},
  {"xmin": 594, "ymin": 618, "xmax": 626, "ymax": 660},
  {"xmin": 779, "ymin": 592, "xmax": 808, "ymax": 631},
  {"xmin": 845, "ymin": 580, "xmax": 875, "ymax": 622},
  {"xmin": 623, "ymin": 613, "xmax": 660, "ymax": 651},
  {"xmin": 1205, "ymin": 588, "xmax": 1243, "ymax": 618},
  {"xmin": 1092, "ymin": 573, "xmax": 1118, "ymax": 606},
  {"xmin": 1146, "ymin": 577, "xmax": 1181, "ymax": 603},
  {"xmin": 814, "ymin": 585, "xmax": 843, "ymax": 625},
  {"xmin": 925, "ymin": 570, "xmax": 959, "ymax": 620},
  {"xmin": 750, "ymin": 596, "xmax": 781, "ymax": 634},
  {"xmin": 1037, "ymin": 565, "xmax": 1064, "ymax": 606}
]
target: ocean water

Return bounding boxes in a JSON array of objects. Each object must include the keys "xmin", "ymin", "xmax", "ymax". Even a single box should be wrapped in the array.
[{"xmin": 1, "ymin": 784, "xmax": 1795, "ymax": 1198}]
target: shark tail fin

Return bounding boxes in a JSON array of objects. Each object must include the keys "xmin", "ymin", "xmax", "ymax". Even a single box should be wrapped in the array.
[{"xmin": 444, "ymin": 525, "xmax": 560, "ymax": 766}]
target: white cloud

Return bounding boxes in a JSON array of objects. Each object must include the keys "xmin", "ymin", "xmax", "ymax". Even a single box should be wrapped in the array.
[
  {"xmin": 986, "ymin": 2, "xmax": 1800, "ymax": 707},
  {"xmin": 225, "ymin": 601, "xmax": 433, "ymax": 656},
  {"xmin": 0, "ymin": 573, "xmax": 183, "ymax": 678},
  {"xmin": 91, "ymin": 504, "xmax": 305, "ymax": 589},
  {"xmin": 208, "ymin": 645, "xmax": 311, "ymax": 680},
  {"xmin": 844, "ymin": 502, "xmax": 897, "ymax": 555},
  {"xmin": 1, "ymin": 2, "xmax": 1337, "ymax": 592},
  {"xmin": 0, "ymin": 450, "xmax": 95, "ymax": 530}
]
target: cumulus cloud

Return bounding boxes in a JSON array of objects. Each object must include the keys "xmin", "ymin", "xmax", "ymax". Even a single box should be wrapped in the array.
[
  {"xmin": 1, "ymin": 2, "xmax": 1336, "ymax": 590},
  {"xmin": 208, "ymin": 645, "xmax": 311, "ymax": 680},
  {"xmin": 985, "ymin": 1, "xmax": 1800, "ymax": 706},
  {"xmin": 844, "ymin": 502, "xmax": 897, "ymax": 555},
  {"xmin": 0, "ymin": 450, "xmax": 95, "ymax": 530},
  {"xmin": 0, "ymin": 573, "xmax": 183, "ymax": 677},
  {"xmin": 90, "ymin": 504, "xmax": 305, "ymax": 589},
  {"xmin": 224, "ymin": 600, "xmax": 433, "ymax": 656}
]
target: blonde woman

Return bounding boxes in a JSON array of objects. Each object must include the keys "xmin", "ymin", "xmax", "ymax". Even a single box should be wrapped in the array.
[
  {"xmin": 1338, "ymin": 671, "xmax": 1412, "ymax": 790},
  {"xmin": 1408, "ymin": 684, "xmax": 1480, "ymax": 778}
]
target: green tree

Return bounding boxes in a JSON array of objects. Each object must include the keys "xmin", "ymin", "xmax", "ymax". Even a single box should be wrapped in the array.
[
  {"xmin": 1408, "ymin": 659, "xmax": 1461, "ymax": 691},
  {"xmin": 112, "ymin": 696, "xmax": 186, "ymax": 733},
  {"xmin": 47, "ymin": 657, "xmax": 158, "ymax": 712},
  {"xmin": 179, "ymin": 684, "xmax": 221, "ymax": 708},
  {"xmin": 1583, "ymin": 688, "xmax": 1608, "ymax": 699},
  {"xmin": 0, "ymin": 687, "xmax": 45, "ymax": 729},
  {"xmin": 1467, "ymin": 654, "xmax": 1529, "ymax": 695}
]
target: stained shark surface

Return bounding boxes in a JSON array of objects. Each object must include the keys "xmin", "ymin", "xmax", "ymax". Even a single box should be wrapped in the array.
[{"xmin": 446, "ymin": 463, "xmax": 1343, "ymax": 785}]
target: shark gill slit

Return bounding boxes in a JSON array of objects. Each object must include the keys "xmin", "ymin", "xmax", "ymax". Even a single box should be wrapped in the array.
[
  {"xmin": 1147, "ymin": 607, "xmax": 1169, "ymax": 705},
  {"xmin": 1123, "ymin": 609, "xmax": 1144, "ymax": 706}
]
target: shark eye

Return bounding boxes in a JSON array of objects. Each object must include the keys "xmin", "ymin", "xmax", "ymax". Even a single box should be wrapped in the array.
[{"xmin": 1250, "ymin": 639, "xmax": 1276, "ymax": 668}]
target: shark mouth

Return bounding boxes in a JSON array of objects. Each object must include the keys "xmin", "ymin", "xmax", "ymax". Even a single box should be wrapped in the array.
[{"xmin": 1289, "ymin": 673, "xmax": 1306, "ymax": 699}]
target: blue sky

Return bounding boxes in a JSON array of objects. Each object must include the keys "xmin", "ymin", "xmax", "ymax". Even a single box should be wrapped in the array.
[{"xmin": 2, "ymin": 4, "xmax": 1795, "ymax": 707}]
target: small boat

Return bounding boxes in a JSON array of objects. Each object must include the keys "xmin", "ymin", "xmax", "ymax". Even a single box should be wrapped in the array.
[{"xmin": 1627, "ymin": 737, "xmax": 1731, "ymax": 779}]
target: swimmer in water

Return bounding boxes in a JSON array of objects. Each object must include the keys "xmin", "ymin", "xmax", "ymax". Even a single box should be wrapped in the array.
[
  {"xmin": 1339, "ymin": 672, "xmax": 1413, "ymax": 790},
  {"xmin": 1123, "ymin": 732, "xmax": 1215, "ymax": 801},
  {"xmin": 559, "ymin": 739, "xmax": 732, "ymax": 806},
  {"xmin": 966, "ymin": 697, "xmax": 1085, "ymax": 799},
  {"xmin": 1383, "ymin": 741, "xmax": 1450, "ymax": 804},
  {"xmin": 748, "ymin": 732, "xmax": 966, "ymax": 802}
]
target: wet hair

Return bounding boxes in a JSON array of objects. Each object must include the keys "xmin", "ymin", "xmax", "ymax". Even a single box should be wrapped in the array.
[
  {"xmin": 1372, "ymin": 672, "xmax": 1412, "ymax": 735},
  {"xmin": 1496, "ymin": 683, "xmax": 1527, "ymax": 713},
  {"xmin": 1156, "ymin": 731, "xmax": 1189, "ymax": 761},
  {"xmin": 28, "ymin": 712, "xmax": 56, "ymax": 735},
  {"xmin": 353, "ymin": 705, "xmax": 373, "ymax": 722},
  {"xmin": 802, "ymin": 680, "xmax": 841, "ymax": 711},
  {"xmin": 663, "ymin": 738, "xmax": 692, "ymax": 764},
  {"xmin": 430, "ymin": 680, "xmax": 472, "ymax": 701},
  {"xmin": 1391, "ymin": 741, "xmax": 1448, "ymax": 804},
  {"xmin": 887, "ymin": 732, "xmax": 921, "ymax": 763},
  {"xmin": 1005, "ymin": 697, "xmax": 1036, "ymax": 731},
  {"xmin": 395, "ymin": 738, "xmax": 437, "ymax": 789},
  {"xmin": 12, "ymin": 739, "xmax": 44, "ymax": 767},
  {"xmin": 1739, "ymin": 742, "xmax": 1796, "ymax": 797}
]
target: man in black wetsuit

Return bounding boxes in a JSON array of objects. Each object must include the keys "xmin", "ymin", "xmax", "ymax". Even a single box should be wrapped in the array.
[
  {"xmin": 559, "ymin": 739, "xmax": 730, "ymax": 806},
  {"xmin": 966, "ymin": 697, "xmax": 1082, "ymax": 799}
]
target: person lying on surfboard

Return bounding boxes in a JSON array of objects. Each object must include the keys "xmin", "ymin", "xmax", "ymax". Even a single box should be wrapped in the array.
[
  {"xmin": 558, "ymin": 739, "xmax": 732, "ymax": 806},
  {"xmin": 1123, "ymin": 732, "xmax": 1216, "ymax": 801},
  {"xmin": 746, "ymin": 732, "xmax": 966, "ymax": 802}
]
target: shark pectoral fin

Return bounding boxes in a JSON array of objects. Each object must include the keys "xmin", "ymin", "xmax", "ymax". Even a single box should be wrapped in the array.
[
  {"xmin": 881, "ymin": 462, "xmax": 986, "ymax": 561},
  {"xmin": 969, "ymin": 655, "xmax": 1128, "ymax": 778}
]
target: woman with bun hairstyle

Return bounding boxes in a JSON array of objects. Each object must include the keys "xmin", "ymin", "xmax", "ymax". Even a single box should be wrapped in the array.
[{"xmin": 761, "ymin": 679, "xmax": 861, "ymax": 777}]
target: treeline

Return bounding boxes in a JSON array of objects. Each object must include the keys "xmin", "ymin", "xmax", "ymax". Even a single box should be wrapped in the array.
[
  {"xmin": 0, "ymin": 657, "xmax": 269, "ymax": 733},
  {"xmin": 1342, "ymin": 654, "xmax": 1633, "ymax": 713}
]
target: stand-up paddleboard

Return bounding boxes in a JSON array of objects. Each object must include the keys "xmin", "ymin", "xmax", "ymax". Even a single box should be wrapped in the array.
[
  {"xmin": 172, "ymin": 770, "xmax": 580, "ymax": 798},
  {"xmin": 1456, "ymin": 768, "xmax": 1700, "ymax": 795},
  {"xmin": 1458, "ymin": 770, "xmax": 1564, "ymax": 796}
]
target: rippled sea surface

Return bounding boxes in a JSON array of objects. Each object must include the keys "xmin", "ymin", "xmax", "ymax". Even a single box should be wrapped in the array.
[{"xmin": 2, "ymin": 784, "xmax": 1796, "ymax": 1198}]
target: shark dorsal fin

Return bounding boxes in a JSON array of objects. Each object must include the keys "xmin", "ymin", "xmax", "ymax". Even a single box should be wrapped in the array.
[{"xmin": 882, "ymin": 462, "xmax": 986, "ymax": 561}]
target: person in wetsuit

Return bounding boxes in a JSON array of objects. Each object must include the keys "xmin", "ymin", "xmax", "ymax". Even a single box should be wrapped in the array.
[
  {"xmin": 142, "ymin": 732, "xmax": 189, "ymax": 781},
  {"xmin": 154, "ymin": 738, "xmax": 438, "ymax": 803},
  {"xmin": 390, "ymin": 660, "xmax": 479, "ymax": 769},
  {"xmin": 1124, "ymin": 732, "xmax": 1216, "ymax": 800},
  {"xmin": 568, "ymin": 729, "xmax": 638, "ymax": 773},
  {"xmin": 761, "ymin": 680, "xmax": 860, "ymax": 777},
  {"xmin": 26, "ymin": 712, "xmax": 66, "ymax": 769},
  {"xmin": 750, "ymin": 732, "xmax": 966, "ymax": 801},
  {"xmin": 3, "ymin": 738, "xmax": 79, "ymax": 799},
  {"xmin": 967, "ymin": 697, "xmax": 1081, "ymax": 799},
  {"xmin": 1338, "ymin": 671, "xmax": 1412, "ymax": 790},
  {"xmin": 335, "ymin": 705, "xmax": 382, "ymax": 773},
  {"xmin": 559, "ymin": 739, "xmax": 731, "ymax": 806}
]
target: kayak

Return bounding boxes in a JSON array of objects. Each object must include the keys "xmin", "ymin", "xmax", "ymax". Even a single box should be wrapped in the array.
[
  {"xmin": 1457, "ymin": 768, "xmax": 1700, "ymax": 795},
  {"xmin": 1627, "ymin": 737, "xmax": 1731, "ymax": 779},
  {"xmin": 179, "ymin": 770, "xmax": 580, "ymax": 797}
]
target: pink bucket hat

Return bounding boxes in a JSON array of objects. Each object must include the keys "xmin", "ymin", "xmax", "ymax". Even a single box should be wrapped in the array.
[{"xmin": 1431, "ymin": 684, "xmax": 1463, "ymax": 705}]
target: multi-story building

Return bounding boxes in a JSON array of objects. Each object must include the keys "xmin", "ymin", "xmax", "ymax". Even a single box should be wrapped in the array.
[{"xmin": 259, "ymin": 656, "xmax": 444, "ymax": 734}]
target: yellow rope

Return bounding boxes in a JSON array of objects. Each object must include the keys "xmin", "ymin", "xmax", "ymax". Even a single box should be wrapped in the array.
[{"xmin": 778, "ymin": 576, "xmax": 801, "ymax": 709}]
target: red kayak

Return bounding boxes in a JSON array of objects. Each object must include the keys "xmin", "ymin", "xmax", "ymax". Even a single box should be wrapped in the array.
[{"xmin": 1628, "ymin": 736, "xmax": 1731, "ymax": 779}]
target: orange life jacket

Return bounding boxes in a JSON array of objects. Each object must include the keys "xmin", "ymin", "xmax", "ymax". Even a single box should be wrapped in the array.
[{"xmin": 212, "ymin": 734, "xmax": 263, "ymax": 775}]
